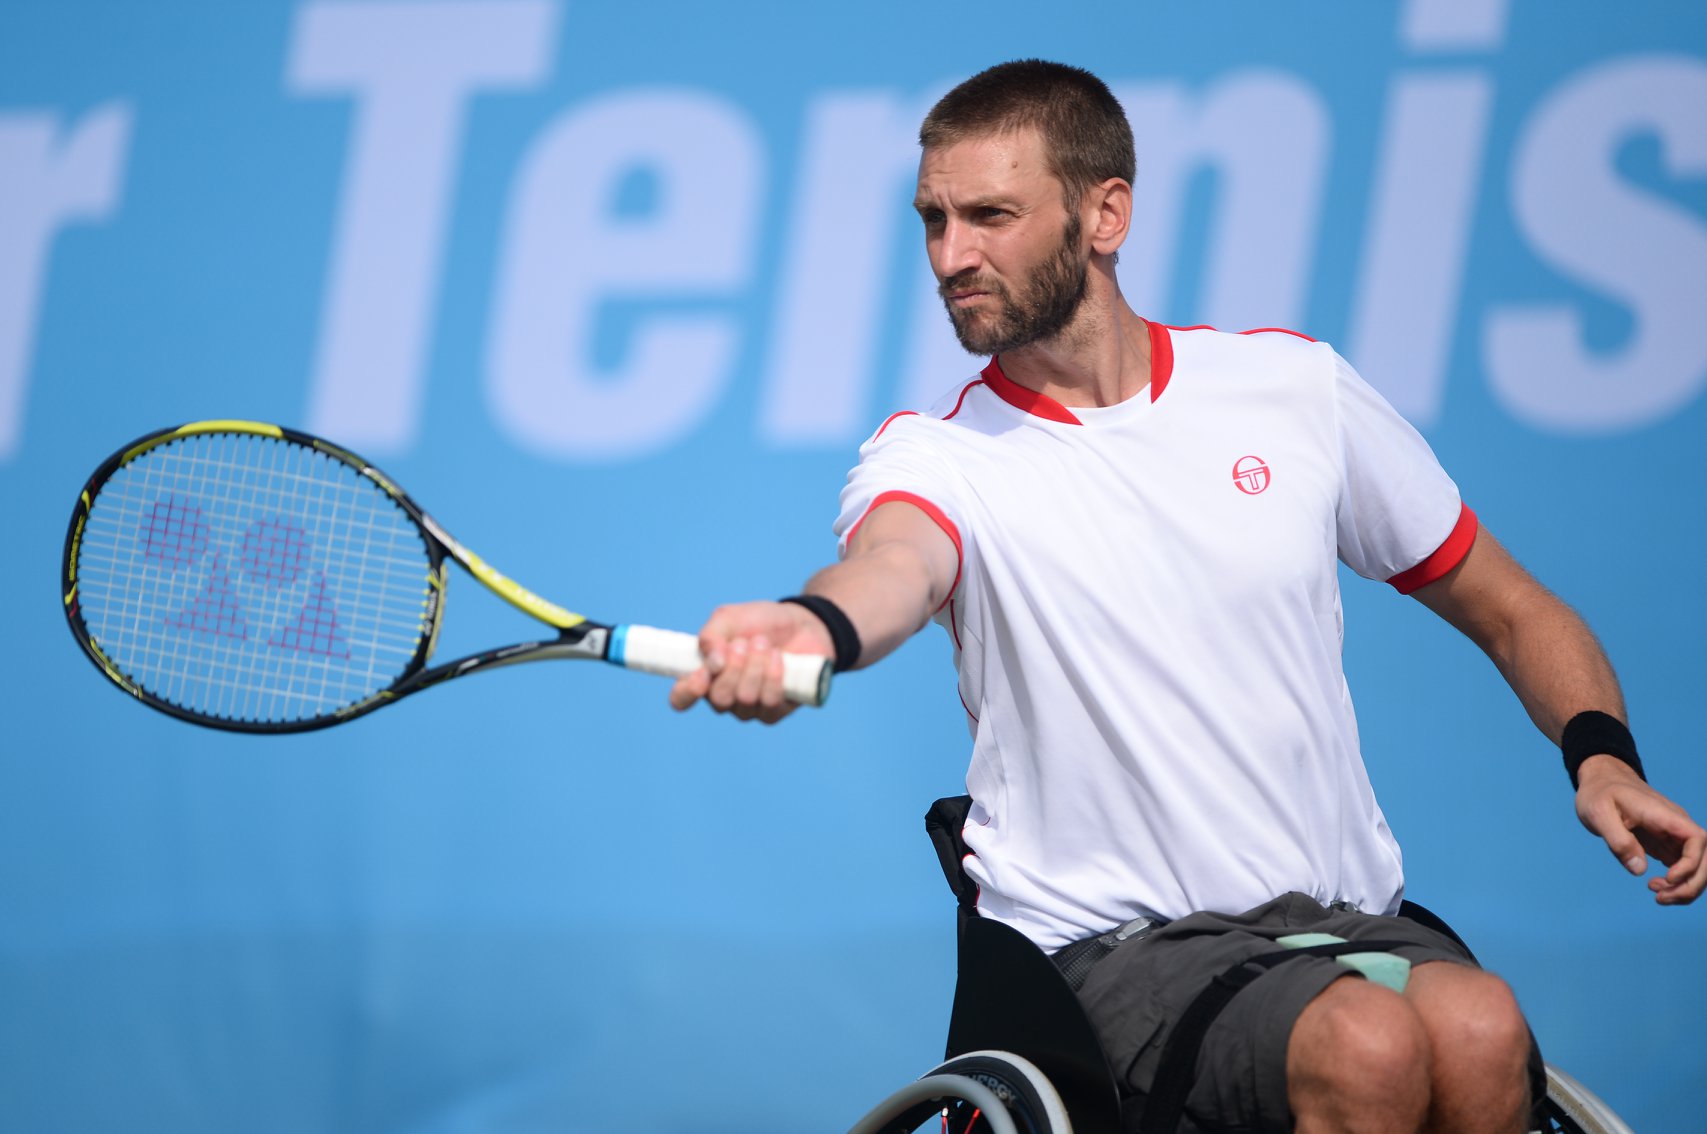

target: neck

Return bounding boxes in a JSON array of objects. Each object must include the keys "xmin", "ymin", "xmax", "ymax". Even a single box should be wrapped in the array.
[{"xmin": 994, "ymin": 278, "xmax": 1152, "ymax": 408}]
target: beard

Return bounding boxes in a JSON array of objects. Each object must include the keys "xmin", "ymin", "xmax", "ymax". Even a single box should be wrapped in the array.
[{"xmin": 939, "ymin": 213, "xmax": 1089, "ymax": 356}]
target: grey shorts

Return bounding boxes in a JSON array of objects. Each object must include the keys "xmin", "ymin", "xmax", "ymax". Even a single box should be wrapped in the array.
[{"xmin": 1073, "ymin": 892, "xmax": 1482, "ymax": 1131}]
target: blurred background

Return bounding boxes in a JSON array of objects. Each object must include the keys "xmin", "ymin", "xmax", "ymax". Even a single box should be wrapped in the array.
[{"xmin": 3, "ymin": 0, "xmax": 1704, "ymax": 1129}]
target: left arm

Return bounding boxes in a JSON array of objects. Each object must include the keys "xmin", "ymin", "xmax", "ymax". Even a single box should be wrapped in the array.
[{"xmin": 1411, "ymin": 522, "xmax": 1706, "ymax": 905}]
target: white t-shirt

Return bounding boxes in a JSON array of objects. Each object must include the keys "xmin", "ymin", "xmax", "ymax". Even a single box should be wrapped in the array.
[{"xmin": 834, "ymin": 322, "xmax": 1476, "ymax": 951}]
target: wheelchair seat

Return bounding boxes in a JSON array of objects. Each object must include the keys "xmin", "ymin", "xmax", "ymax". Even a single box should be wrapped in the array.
[
  {"xmin": 844, "ymin": 796, "xmax": 1636, "ymax": 1134},
  {"xmin": 945, "ymin": 910, "xmax": 1121, "ymax": 1131}
]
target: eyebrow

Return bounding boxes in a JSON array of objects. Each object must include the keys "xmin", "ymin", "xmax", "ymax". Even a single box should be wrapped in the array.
[{"xmin": 912, "ymin": 195, "xmax": 1014, "ymax": 214}]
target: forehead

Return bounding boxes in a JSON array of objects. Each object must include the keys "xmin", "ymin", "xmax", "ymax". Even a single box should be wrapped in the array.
[{"xmin": 914, "ymin": 128, "xmax": 1059, "ymax": 205}]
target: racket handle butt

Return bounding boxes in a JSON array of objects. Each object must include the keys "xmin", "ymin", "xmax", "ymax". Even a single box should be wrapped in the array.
[{"xmin": 611, "ymin": 625, "xmax": 832, "ymax": 707}]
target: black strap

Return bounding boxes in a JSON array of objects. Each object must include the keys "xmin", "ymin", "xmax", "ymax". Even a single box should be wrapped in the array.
[
  {"xmin": 1137, "ymin": 940, "xmax": 1416, "ymax": 1134},
  {"xmin": 778, "ymin": 594, "xmax": 862, "ymax": 672},
  {"xmin": 1561, "ymin": 709, "xmax": 1644, "ymax": 788}
]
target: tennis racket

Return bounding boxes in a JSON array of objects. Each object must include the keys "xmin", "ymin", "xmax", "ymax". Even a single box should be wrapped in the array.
[{"xmin": 62, "ymin": 420, "xmax": 832, "ymax": 733}]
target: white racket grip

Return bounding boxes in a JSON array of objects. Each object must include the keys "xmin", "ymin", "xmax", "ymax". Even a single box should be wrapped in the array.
[{"xmin": 611, "ymin": 624, "xmax": 832, "ymax": 707}]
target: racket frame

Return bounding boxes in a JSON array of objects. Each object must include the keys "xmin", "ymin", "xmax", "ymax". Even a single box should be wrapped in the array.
[{"xmin": 62, "ymin": 419, "xmax": 770, "ymax": 733}]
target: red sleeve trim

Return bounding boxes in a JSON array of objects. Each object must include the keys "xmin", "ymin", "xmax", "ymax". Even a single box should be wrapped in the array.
[
  {"xmin": 1239, "ymin": 326, "xmax": 1317, "ymax": 342},
  {"xmin": 1388, "ymin": 503, "xmax": 1478, "ymax": 594},
  {"xmin": 873, "ymin": 410, "xmax": 918, "ymax": 439},
  {"xmin": 846, "ymin": 489, "xmax": 964, "ymax": 610}
]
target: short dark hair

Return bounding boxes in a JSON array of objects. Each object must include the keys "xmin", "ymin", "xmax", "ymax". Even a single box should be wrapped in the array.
[{"xmin": 919, "ymin": 60, "xmax": 1136, "ymax": 208}]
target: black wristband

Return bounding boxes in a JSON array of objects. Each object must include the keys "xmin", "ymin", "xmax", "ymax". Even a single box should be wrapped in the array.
[
  {"xmin": 1561, "ymin": 710, "xmax": 1645, "ymax": 790},
  {"xmin": 779, "ymin": 594, "xmax": 862, "ymax": 673}
]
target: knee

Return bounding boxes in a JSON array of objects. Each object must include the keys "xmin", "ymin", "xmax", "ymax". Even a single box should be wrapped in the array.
[
  {"xmin": 1290, "ymin": 978, "xmax": 1431, "ymax": 1124},
  {"xmin": 1314, "ymin": 987, "xmax": 1432, "ymax": 1093},
  {"xmin": 1417, "ymin": 967, "xmax": 1530, "ymax": 1069}
]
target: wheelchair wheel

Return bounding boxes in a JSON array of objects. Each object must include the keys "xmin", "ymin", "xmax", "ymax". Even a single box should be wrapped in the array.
[
  {"xmin": 845, "ymin": 1050, "xmax": 1073, "ymax": 1134},
  {"xmin": 1532, "ymin": 1064, "xmax": 1636, "ymax": 1134},
  {"xmin": 930, "ymin": 1052, "xmax": 1073, "ymax": 1134}
]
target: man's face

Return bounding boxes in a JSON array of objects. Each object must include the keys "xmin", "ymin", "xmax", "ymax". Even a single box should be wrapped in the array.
[{"xmin": 914, "ymin": 128, "xmax": 1090, "ymax": 355}]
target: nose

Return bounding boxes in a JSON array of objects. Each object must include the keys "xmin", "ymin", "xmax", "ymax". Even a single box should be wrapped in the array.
[{"xmin": 933, "ymin": 217, "xmax": 983, "ymax": 281}]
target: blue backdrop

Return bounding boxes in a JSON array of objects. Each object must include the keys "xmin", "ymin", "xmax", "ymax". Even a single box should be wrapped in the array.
[{"xmin": 3, "ymin": 1, "xmax": 1704, "ymax": 1129}]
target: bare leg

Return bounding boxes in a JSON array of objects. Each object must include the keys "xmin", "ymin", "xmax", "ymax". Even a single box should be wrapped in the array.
[
  {"xmin": 1405, "ymin": 962, "xmax": 1530, "ymax": 1134},
  {"xmin": 1287, "ymin": 976, "xmax": 1430, "ymax": 1133}
]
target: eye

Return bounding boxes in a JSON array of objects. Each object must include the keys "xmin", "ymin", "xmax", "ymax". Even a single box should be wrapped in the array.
[{"xmin": 918, "ymin": 208, "xmax": 946, "ymax": 230}]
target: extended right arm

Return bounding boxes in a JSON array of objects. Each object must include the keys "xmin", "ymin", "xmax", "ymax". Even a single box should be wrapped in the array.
[{"xmin": 667, "ymin": 500, "xmax": 960, "ymax": 722}]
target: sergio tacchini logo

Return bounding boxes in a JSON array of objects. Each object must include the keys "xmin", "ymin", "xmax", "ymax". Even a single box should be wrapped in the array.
[{"xmin": 1232, "ymin": 455, "xmax": 1271, "ymax": 495}]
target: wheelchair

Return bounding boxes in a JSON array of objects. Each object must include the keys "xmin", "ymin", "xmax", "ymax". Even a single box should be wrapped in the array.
[{"xmin": 846, "ymin": 797, "xmax": 1635, "ymax": 1134}]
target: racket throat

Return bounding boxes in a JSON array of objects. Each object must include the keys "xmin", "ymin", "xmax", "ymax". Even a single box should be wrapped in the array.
[{"xmin": 525, "ymin": 624, "xmax": 611, "ymax": 664}]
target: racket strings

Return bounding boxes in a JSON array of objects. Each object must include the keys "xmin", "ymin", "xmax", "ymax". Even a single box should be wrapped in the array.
[{"xmin": 74, "ymin": 431, "xmax": 435, "ymax": 724}]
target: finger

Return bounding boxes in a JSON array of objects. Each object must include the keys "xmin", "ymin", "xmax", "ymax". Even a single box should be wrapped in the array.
[
  {"xmin": 1619, "ymin": 793, "xmax": 1702, "ymax": 873},
  {"xmin": 1584, "ymin": 798, "xmax": 1649, "ymax": 875},
  {"xmin": 757, "ymin": 649, "xmax": 799, "ymax": 723},
  {"xmin": 668, "ymin": 668, "xmax": 710, "ymax": 712},
  {"xmin": 1668, "ymin": 825, "xmax": 1707, "ymax": 883},
  {"xmin": 742, "ymin": 644, "xmax": 787, "ymax": 725},
  {"xmin": 732, "ymin": 635, "xmax": 774, "ymax": 711},
  {"xmin": 757, "ymin": 701, "xmax": 798, "ymax": 725},
  {"xmin": 1634, "ymin": 807, "xmax": 1699, "ymax": 867},
  {"xmin": 1608, "ymin": 825, "xmax": 1649, "ymax": 876},
  {"xmin": 706, "ymin": 637, "xmax": 749, "ymax": 712},
  {"xmin": 698, "ymin": 617, "xmax": 731, "ymax": 678},
  {"xmin": 699, "ymin": 603, "xmax": 767, "ymax": 674},
  {"xmin": 1653, "ymin": 864, "xmax": 1707, "ymax": 904},
  {"xmin": 757, "ymin": 644, "xmax": 786, "ymax": 713},
  {"xmin": 1653, "ymin": 825, "xmax": 1707, "ymax": 904},
  {"xmin": 729, "ymin": 637, "xmax": 779, "ymax": 722}
]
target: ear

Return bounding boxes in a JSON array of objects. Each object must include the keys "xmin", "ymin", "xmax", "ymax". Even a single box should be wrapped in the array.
[{"xmin": 1087, "ymin": 177, "xmax": 1132, "ymax": 256}]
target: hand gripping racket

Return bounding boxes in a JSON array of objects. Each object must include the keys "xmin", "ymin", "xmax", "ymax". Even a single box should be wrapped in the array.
[{"xmin": 62, "ymin": 420, "xmax": 832, "ymax": 732}]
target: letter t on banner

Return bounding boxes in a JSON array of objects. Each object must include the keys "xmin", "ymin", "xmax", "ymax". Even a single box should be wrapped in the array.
[{"xmin": 288, "ymin": 0, "xmax": 558, "ymax": 453}]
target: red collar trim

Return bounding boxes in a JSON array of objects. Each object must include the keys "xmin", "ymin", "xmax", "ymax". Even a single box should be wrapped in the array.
[
  {"xmin": 981, "ymin": 320, "xmax": 1174, "ymax": 421},
  {"xmin": 1148, "ymin": 319, "xmax": 1173, "ymax": 403},
  {"xmin": 979, "ymin": 358, "xmax": 1082, "ymax": 424}
]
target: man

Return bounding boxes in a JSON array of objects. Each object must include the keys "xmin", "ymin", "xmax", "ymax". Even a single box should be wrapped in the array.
[{"xmin": 669, "ymin": 60, "xmax": 1704, "ymax": 1133}]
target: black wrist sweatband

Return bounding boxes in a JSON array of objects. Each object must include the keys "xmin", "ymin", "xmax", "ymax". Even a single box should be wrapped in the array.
[
  {"xmin": 1561, "ymin": 710, "xmax": 1645, "ymax": 789},
  {"xmin": 780, "ymin": 594, "xmax": 862, "ymax": 673}
]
